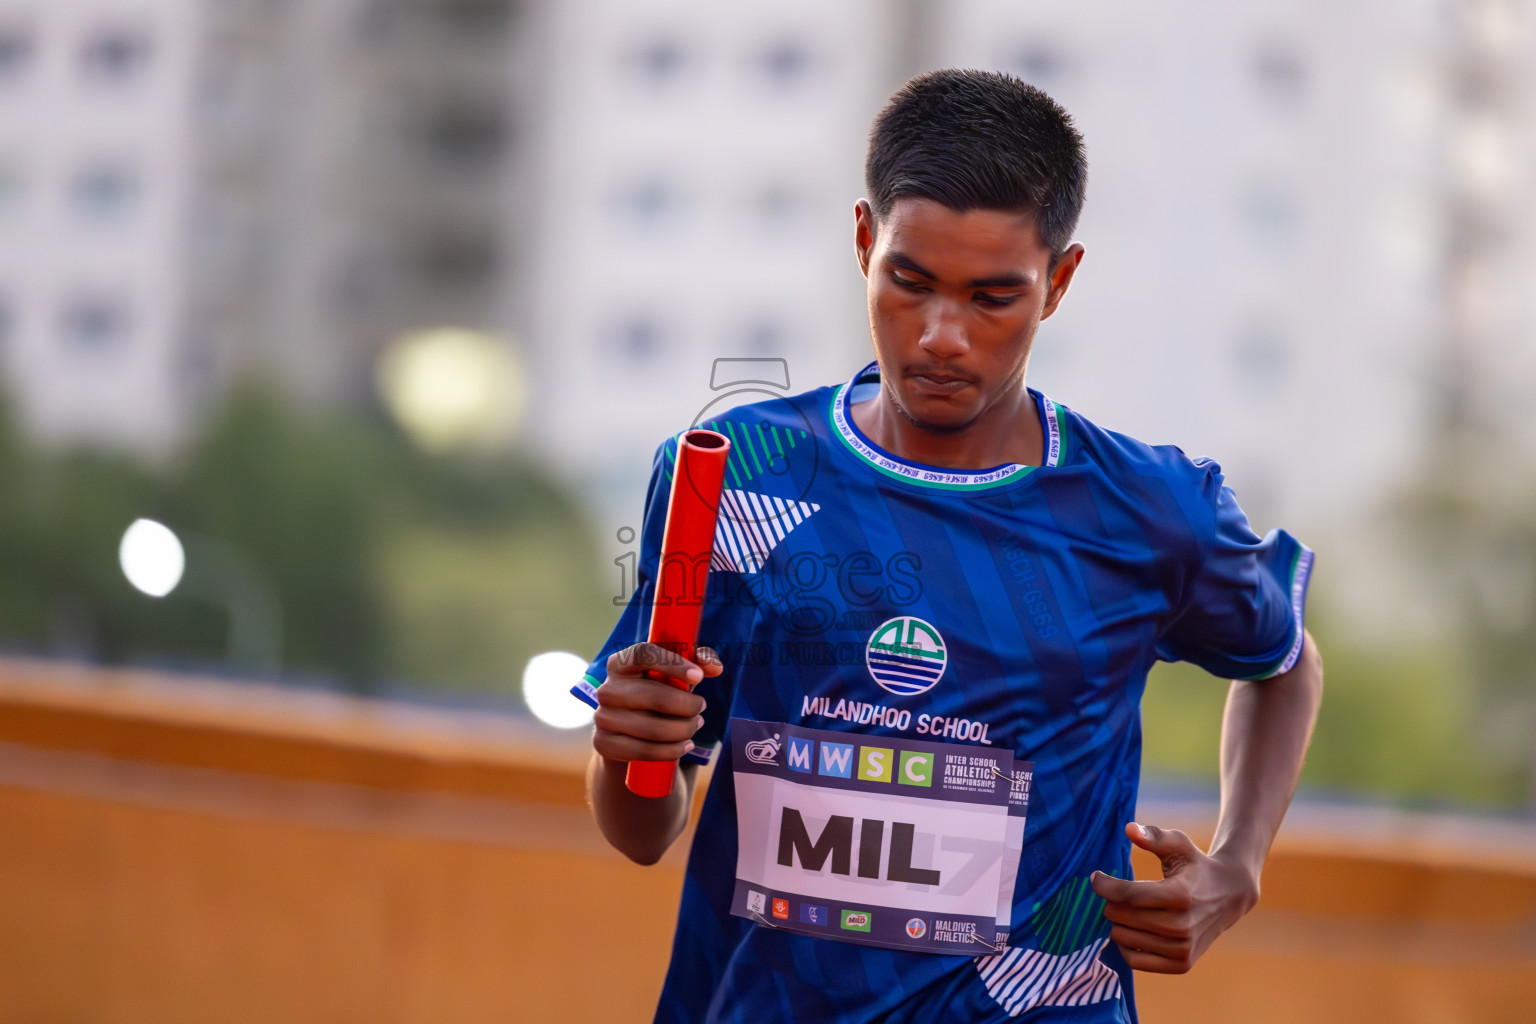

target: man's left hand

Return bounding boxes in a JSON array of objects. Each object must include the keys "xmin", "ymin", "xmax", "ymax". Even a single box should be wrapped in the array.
[{"xmin": 1089, "ymin": 822, "xmax": 1259, "ymax": 974}]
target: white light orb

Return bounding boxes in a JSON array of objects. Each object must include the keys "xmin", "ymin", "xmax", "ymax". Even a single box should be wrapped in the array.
[
  {"xmin": 119, "ymin": 518, "xmax": 186, "ymax": 598},
  {"xmin": 522, "ymin": 651, "xmax": 595, "ymax": 729},
  {"xmin": 376, "ymin": 327, "xmax": 527, "ymax": 452}
]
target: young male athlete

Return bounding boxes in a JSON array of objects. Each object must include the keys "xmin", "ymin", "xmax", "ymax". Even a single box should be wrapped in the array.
[{"xmin": 575, "ymin": 69, "xmax": 1322, "ymax": 1023}]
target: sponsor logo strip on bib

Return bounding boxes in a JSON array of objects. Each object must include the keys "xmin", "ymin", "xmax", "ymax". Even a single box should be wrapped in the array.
[{"xmin": 730, "ymin": 718, "xmax": 1032, "ymax": 955}]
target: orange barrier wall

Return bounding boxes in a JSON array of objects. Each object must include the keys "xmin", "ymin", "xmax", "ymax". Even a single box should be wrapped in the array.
[{"xmin": 0, "ymin": 659, "xmax": 1532, "ymax": 1023}]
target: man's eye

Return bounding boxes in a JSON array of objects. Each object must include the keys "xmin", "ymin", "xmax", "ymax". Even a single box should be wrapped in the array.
[
  {"xmin": 892, "ymin": 274, "xmax": 927, "ymax": 291},
  {"xmin": 975, "ymin": 293, "xmax": 1018, "ymax": 307}
]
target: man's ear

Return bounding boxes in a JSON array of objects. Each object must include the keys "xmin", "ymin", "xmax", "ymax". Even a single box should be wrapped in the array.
[
  {"xmin": 854, "ymin": 200, "xmax": 876, "ymax": 278},
  {"xmin": 1041, "ymin": 242, "xmax": 1085, "ymax": 321}
]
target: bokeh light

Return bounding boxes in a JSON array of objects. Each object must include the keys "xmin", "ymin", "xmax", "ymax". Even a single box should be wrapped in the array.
[
  {"xmin": 376, "ymin": 327, "xmax": 527, "ymax": 453},
  {"xmin": 522, "ymin": 651, "xmax": 595, "ymax": 729},
  {"xmin": 118, "ymin": 518, "xmax": 186, "ymax": 598}
]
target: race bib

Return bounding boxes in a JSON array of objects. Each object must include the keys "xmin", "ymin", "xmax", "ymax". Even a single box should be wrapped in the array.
[{"xmin": 730, "ymin": 718, "xmax": 1032, "ymax": 955}]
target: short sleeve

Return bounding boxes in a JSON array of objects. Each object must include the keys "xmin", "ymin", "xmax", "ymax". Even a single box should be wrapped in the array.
[
  {"xmin": 571, "ymin": 436, "xmax": 754, "ymax": 764},
  {"xmin": 1154, "ymin": 460, "xmax": 1314, "ymax": 680}
]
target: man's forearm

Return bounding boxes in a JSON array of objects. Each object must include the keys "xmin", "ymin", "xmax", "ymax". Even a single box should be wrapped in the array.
[
  {"xmin": 1209, "ymin": 631, "xmax": 1323, "ymax": 883},
  {"xmin": 587, "ymin": 754, "xmax": 698, "ymax": 866}
]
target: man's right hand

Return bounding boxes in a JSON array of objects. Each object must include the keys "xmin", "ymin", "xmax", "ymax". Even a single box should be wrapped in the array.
[
  {"xmin": 592, "ymin": 642, "xmax": 722, "ymax": 764},
  {"xmin": 587, "ymin": 643, "xmax": 724, "ymax": 864}
]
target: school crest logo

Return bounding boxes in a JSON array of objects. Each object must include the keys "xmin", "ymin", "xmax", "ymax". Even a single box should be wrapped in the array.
[{"xmin": 866, "ymin": 616, "xmax": 947, "ymax": 696}]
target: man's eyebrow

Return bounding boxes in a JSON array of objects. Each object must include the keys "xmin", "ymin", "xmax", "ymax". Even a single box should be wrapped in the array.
[
  {"xmin": 885, "ymin": 251, "xmax": 936, "ymax": 279},
  {"xmin": 885, "ymin": 251, "xmax": 1028, "ymax": 289},
  {"xmin": 968, "ymin": 271, "xmax": 1028, "ymax": 289}
]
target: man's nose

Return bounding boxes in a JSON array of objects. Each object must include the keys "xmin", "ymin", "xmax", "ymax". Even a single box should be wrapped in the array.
[{"xmin": 919, "ymin": 303, "xmax": 969, "ymax": 359}]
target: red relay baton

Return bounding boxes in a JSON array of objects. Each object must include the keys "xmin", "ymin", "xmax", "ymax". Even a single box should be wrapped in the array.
[{"xmin": 626, "ymin": 429, "xmax": 731, "ymax": 798}]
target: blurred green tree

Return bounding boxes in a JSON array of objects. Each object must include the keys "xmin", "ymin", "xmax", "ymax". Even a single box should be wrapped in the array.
[
  {"xmin": 167, "ymin": 388, "xmax": 388, "ymax": 682},
  {"xmin": 374, "ymin": 446, "xmax": 613, "ymax": 695},
  {"xmin": 0, "ymin": 393, "xmax": 173, "ymax": 658},
  {"xmin": 1141, "ymin": 603, "xmax": 1523, "ymax": 808},
  {"xmin": 1405, "ymin": 471, "xmax": 1536, "ymax": 807},
  {"xmin": 0, "ymin": 384, "xmax": 611, "ymax": 696}
]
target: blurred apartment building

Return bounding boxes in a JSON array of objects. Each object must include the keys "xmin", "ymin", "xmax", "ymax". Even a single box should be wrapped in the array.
[
  {"xmin": 529, "ymin": 0, "xmax": 1536, "ymax": 549},
  {"xmin": 526, "ymin": 0, "xmax": 913, "ymax": 521},
  {"xmin": 0, "ymin": 0, "xmax": 198, "ymax": 452},
  {"xmin": 0, "ymin": 0, "xmax": 534, "ymax": 454},
  {"xmin": 927, "ymin": 0, "xmax": 1535, "ymax": 543},
  {"xmin": 0, "ymin": 0, "xmax": 1530, "ymax": 551},
  {"xmin": 189, "ymin": 0, "xmax": 538, "ymax": 411}
]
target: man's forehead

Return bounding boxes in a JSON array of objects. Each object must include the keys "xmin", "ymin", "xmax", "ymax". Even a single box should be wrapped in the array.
[{"xmin": 877, "ymin": 197, "xmax": 1049, "ymax": 274}]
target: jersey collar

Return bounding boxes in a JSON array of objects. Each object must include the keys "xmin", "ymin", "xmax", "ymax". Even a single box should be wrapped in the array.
[{"xmin": 828, "ymin": 361, "xmax": 1062, "ymax": 491}]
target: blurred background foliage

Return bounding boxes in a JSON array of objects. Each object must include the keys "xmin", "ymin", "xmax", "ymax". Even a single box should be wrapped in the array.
[
  {"xmin": 1143, "ymin": 481, "xmax": 1536, "ymax": 810},
  {"xmin": 0, "ymin": 386, "xmax": 613, "ymax": 697},
  {"xmin": 1143, "ymin": 619, "xmax": 1528, "ymax": 810}
]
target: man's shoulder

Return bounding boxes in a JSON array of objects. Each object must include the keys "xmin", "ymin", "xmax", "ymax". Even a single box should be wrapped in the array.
[{"xmin": 1054, "ymin": 398, "xmax": 1222, "ymax": 497}]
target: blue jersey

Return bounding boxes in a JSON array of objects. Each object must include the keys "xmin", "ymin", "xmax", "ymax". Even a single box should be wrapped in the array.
[{"xmin": 576, "ymin": 361, "xmax": 1312, "ymax": 1023}]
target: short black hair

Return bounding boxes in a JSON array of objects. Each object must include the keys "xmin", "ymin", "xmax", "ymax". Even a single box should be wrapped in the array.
[{"xmin": 866, "ymin": 69, "xmax": 1088, "ymax": 258}]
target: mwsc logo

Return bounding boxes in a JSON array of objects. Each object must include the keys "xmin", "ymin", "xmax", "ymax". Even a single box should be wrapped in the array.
[{"xmin": 866, "ymin": 616, "xmax": 947, "ymax": 696}]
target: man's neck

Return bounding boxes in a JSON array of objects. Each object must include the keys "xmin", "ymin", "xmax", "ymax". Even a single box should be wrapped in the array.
[{"xmin": 849, "ymin": 380, "xmax": 1045, "ymax": 470}]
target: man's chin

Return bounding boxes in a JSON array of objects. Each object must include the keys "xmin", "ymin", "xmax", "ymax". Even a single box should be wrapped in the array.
[{"xmin": 890, "ymin": 391, "xmax": 980, "ymax": 434}]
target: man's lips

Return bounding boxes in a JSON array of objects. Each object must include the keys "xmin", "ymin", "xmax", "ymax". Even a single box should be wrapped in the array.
[{"xmin": 906, "ymin": 372, "xmax": 974, "ymax": 395}]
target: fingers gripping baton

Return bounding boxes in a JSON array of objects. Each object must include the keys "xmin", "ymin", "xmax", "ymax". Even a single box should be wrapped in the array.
[{"xmin": 626, "ymin": 430, "xmax": 730, "ymax": 798}]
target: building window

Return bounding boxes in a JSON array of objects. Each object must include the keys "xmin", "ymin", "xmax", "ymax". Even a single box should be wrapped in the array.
[
  {"xmin": 0, "ymin": 24, "xmax": 33, "ymax": 80},
  {"xmin": 80, "ymin": 27, "xmax": 153, "ymax": 84},
  {"xmin": 623, "ymin": 35, "xmax": 693, "ymax": 89},
  {"xmin": 419, "ymin": 98, "xmax": 506, "ymax": 168},
  {"xmin": 1241, "ymin": 182, "xmax": 1299, "ymax": 250},
  {"xmin": 71, "ymin": 162, "xmax": 141, "ymax": 222},
  {"xmin": 0, "ymin": 161, "xmax": 23, "ymax": 215},
  {"xmin": 405, "ymin": 225, "xmax": 499, "ymax": 287},
  {"xmin": 1005, "ymin": 41, "xmax": 1071, "ymax": 86},
  {"xmin": 751, "ymin": 182, "xmax": 808, "ymax": 230},
  {"xmin": 1250, "ymin": 41, "xmax": 1306, "ymax": 109},
  {"xmin": 359, "ymin": 0, "xmax": 515, "ymax": 40},
  {"xmin": 60, "ymin": 296, "xmax": 131, "ymax": 353},
  {"xmin": 1232, "ymin": 323, "xmax": 1289, "ymax": 389},
  {"xmin": 750, "ymin": 37, "xmax": 814, "ymax": 90},
  {"xmin": 616, "ymin": 318, "xmax": 661, "ymax": 361},
  {"xmin": 739, "ymin": 317, "xmax": 786, "ymax": 358},
  {"xmin": 431, "ymin": 0, "xmax": 515, "ymax": 36},
  {"xmin": 612, "ymin": 175, "xmax": 687, "ymax": 231}
]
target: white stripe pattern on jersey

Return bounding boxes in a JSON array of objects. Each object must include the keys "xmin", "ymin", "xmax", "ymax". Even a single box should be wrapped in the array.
[
  {"xmin": 974, "ymin": 939, "xmax": 1122, "ymax": 1017},
  {"xmin": 709, "ymin": 490, "xmax": 820, "ymax": 574}
]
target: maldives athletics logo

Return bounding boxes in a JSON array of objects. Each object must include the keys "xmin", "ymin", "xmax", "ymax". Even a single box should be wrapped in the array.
[{"xmin": 866, "ymin": 616, "xmax": 947, "ymax": 696}]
